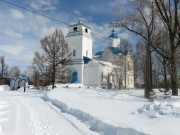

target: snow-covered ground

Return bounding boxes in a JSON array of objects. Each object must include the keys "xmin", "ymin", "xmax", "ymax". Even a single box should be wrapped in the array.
[{"xmin": 0, "ymin": 84, "xmax": 180, "ymax": 135}]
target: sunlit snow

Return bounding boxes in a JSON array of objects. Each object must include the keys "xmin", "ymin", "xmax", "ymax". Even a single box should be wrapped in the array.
[{"xmin": 0, "ymin": 84, "xmax": 180, "ymax": 135}]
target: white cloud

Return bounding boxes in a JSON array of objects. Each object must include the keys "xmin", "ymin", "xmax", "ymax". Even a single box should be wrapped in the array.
[
  {"xmin": 1, "ymin": 45, "xmax": 26, "ymax": 56},
  {"xmin": 29, "ymin": 0, "xmax": 58, "ymax": 11},
  {"xmin": 119, "ymin": 32, "xmax": 129, "ymax": 39},
  {"xmin": 0, "ymin": 3, "xmax": 128, "ymax": 67},
  {"xmin": 0, "ymin": 7, "xmax": 71, "ymax": 67},
  {"xmin": 9, "ymin": 9, "xmax": 24, "ymax": 19},
  {"xmin": 1, "ymin": 29, "xmax": 23, "ymax": 38},
  {"xmin": 89, "ymin": 0, "xmax": 134, "ymax": 15},
  {"xmin": 74, "ymin": 10, "xmax": 81, "ymax": 16}
]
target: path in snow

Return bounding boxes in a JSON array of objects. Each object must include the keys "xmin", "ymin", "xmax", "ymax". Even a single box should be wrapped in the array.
[{"xmin": 0, "ymin": 89, "xmax": 97, "ymax": 135}]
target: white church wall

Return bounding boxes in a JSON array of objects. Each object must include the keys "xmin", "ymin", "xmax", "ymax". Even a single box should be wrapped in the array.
[
  {"xmin": 66, "ymin": 35, "xmax": 83, "ymax": 59},
  {"xmin": 72, "ymin": 64, "xmax": 84, "ymax": 84},
  {"xmin": 99, "ymin": 61, "xmax": 118, "ymax": 89},
  {"xmin": 82, "ymin": 35, "xmax": 93, "ymax": 58},
  {"xmin": 84, "ymin": 61, "xmax": 100, "ymax": 87},
  {"xmin": 102, "ymin": 49, "xmax": 113, "ymax": 62},
  {"xmin": 119, "ymin": 54, "xmax": 134, "ymax": 89},
  {"xmin": 66, "ymin": 22, "xmax": 93, "ymax": 84}
]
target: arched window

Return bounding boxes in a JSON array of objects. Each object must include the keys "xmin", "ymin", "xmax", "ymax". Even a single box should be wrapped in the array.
[
  {"xmin": 73, "ymin": 49, "xmax": 76, "ymax": 56},
  {"xmin": 73, "ymin": 27, "xmax": 77, "ymax": 31},
  {"xmin": 85, "ymin": 28, "xmax": 88, "ymax": 33}
]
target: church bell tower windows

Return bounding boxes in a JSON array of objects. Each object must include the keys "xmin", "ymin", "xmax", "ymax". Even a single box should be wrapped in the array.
[
  {"xmin": 73, "ymin": 49, "xmax": 76, "ymax": 56},
  {"xmin": 73, "ymin": 27, "xmax": 77, "ymax": 31},
  {"xmin": 85, "ymin": 28, "xmax": 88, "ymax": 33}
]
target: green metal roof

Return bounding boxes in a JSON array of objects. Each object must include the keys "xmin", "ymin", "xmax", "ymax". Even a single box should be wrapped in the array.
[{"xmin": 69, "ymin": 21, "xmax": 91, "ymax": 29}]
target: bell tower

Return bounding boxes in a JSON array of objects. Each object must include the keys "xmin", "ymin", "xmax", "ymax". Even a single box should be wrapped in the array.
[{"xmin": 66, "ymin": 20, "xmax": 93, "ymax": 84}]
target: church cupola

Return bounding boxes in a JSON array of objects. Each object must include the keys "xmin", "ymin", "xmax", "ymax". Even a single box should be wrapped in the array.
[{"xmin": 107, "ymin": 28, "xmax": 120, "ymax": 48}]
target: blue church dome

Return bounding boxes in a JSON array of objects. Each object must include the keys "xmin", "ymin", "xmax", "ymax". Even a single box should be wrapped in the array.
[
  {"xmin": 108, "ymin": 28, "xmax": 119, "ymax": 39},
  {"xmin": 94, "ymin": 51, "xmax": 103, "ymax": 56},
  {"xmin": 94, "ymin": 47, "xmax": 123, "ymax": 56},
  {"xmin": 108, "ymin": 47, "xmax": 122, "ymax": 54}
]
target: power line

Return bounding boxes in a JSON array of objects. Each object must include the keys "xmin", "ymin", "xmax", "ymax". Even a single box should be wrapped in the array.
[
  {"xmin": 0, "ymin": 0, "xmax": 69, "ymax": 26},
  {"xmin": 0, "ymin": 0, "xmax": 107, "ymax": 39}
]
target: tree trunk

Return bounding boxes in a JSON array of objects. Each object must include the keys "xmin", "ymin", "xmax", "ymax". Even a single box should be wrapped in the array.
[
  {"xmin": 52, "ymin": 51, "xmax": 56, "ymax": 89},
  {"xmin": 124, "ymin": 59, "xmax": 127, "ymax": 89},
  {"xmin": 170, "ymin": 45, "xmax": 178, "ymax": 95},
  {"xmin": 145, "ymin": 43, "xmax": 152, "ymax": 98},
  {"xmin": 163, "ymin": 58, "xmax": 169, "ymax": 92}
]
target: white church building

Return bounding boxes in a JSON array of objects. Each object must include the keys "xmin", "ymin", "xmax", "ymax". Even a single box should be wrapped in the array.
[{"xmin": 66, "ymin": 21, "xmax": 134, "ymax": 89}]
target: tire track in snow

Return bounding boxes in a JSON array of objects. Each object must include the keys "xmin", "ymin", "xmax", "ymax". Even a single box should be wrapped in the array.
[
  {"xmin": 0, "ymin": 96, "xmax": 11, "ymax": 135},
  {"xmin": 23, "ymin": 98, "xmax": 59, "ymax": 135},
  {"xmin": 44, "ymin": 101, "xmax": 92, "ymax": 135},
  {"xmin": 43, "ymin": 95, "xmax": 147, "ymax": 135}
]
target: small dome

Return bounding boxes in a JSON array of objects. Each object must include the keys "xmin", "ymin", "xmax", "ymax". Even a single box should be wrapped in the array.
[{"xmin": 108, "ymin": 28, "xmax": 119, "ymax": 39}]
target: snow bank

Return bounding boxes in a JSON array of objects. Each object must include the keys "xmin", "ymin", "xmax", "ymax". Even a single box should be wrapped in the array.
[
  {"xmin": 43, "ymin": 93, "xmax": 146, "ymax": 135},
  {"xmin": 42, "ymin": 85, "xmax": 180, "ymax": 135},
  {"xmin": 0, "ymin": 85, "xmax": 10, "ymax": 91},
  {"xmin": 134, "ymin": 101, "xmax": 180, "ymax": 118},
  {"xmin": 0, "ymin": 125, "xmax": 2, "ymax": 135},
  {"xmin": 55, "ymin": 83, "xmax": 85, "ymax": 88}
]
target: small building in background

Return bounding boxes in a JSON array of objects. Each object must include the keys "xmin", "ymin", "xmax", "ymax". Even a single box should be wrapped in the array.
[
  {"xmin": 0, "ymin": 77, "xmax": 11, "ymax": 85},
  {"xmin": 10, "ymin": 76, "xmax": 28, "ymax": 90}
]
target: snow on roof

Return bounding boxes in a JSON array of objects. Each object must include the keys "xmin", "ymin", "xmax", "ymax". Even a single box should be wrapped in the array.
[{"xmin": 90, "ymin": 59, "xmax": 119, "ymax": 68}]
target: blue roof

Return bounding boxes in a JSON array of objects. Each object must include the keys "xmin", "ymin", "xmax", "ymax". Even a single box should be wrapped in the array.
[
  {"xmin": 94, "ymin": 47, "xmax": 123, "ymax": 56},
  {"xmin": 94, "ymin": 51, "xmax": 103, "ymax": 56},
  {"xmin": 108, "ymin": 33, "xmax": 119, "ymax": 39},
  {"xmin": 108, "ymin": 28, "xmax": 119, "ymax": 39},
  {"xmin": 83, "ymin": 56, "xmax": 92, "ymax": 64},
  {"xmin": 108, "ymin": 47, "xmax": 123, "ymax": 54}
]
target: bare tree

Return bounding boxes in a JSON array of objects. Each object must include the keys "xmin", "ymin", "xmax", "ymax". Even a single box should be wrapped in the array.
[
  {"xmin": 113, "ymin": 67, "xmax": 123, "ymax": 89},
  {"xmin": 0, "ymin": 56, "xmax": 5, "ymax": 77},
  {"xmin": 33, "ymin": 29, "xmax": 72, "ymax": 89},
  {"xmin": 121, "ymin": 39, "xmax": 133, "ymax": 53},
  {"xmin": 156, "ymin": 54, "xmax": 170, "ymax": 91},
  {"xmin": 9, "ymin": 66, "xmax": 21, "ymax": 77},
  {"xmin": 115, "ymin": 0, "xmax": 157, "ymax": 98},
  {"xmin": 134, "ymin": 41, "xmax": 146, "ymax": 88},
  {"xmin": 153, "ymin": 0, "xmax": 180, "ymax": 95}
]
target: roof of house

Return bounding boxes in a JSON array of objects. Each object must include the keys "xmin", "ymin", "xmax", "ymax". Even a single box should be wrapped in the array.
[
  {"xmin": 94, "ymin": 47, "xmax": 123, "ymax": 56},
  {"xmin": 69, "ymin": 20, "xmax": 91, "ymax": 29}
]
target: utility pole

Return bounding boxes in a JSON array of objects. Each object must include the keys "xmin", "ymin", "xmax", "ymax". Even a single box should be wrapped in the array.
[
  {"xmin": 124, "ymin": 57, "xmax": 127, "ymax": 89},
  {"xmin": 1, "ymin": 56, "xmax": 4, "ymax": 77}
]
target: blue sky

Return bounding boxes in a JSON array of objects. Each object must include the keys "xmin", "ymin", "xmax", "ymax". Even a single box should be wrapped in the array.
[{"xmin": 0, "ymin": 0, "xmax": 134, "ymax": 70}]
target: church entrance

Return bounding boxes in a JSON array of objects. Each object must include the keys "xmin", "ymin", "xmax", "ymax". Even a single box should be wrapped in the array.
[{"xmin": 72, "ymin": 72, "xmax": 78, "ymax": 83}]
